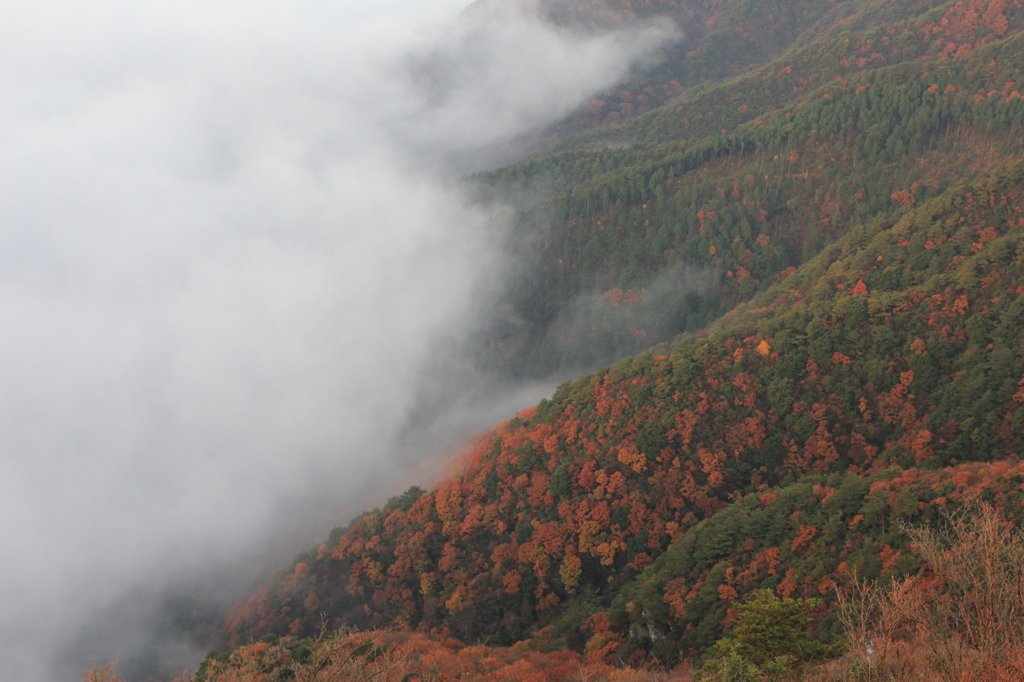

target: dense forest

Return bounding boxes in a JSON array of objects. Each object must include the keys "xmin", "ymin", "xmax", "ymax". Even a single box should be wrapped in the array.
[
  {"xmin": 116, "ymin": 0, "xmax": 1024, "ymax": 680},
  {"xmin": 475, "ymin": 0, "xmax": 1024, "ymax": 375}
]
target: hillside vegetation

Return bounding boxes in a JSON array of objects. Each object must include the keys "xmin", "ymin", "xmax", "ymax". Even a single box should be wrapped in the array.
[
  {"xmin": 478, "ymin": 0, "xmax": 1024, "ymax": 375},
  {"xmin": 223, "ymin": 156, "xmax": 1024, "ymax": 652},
  {"xmin": 161, "ymin": 0, "xmax": 1024, "ymax": 679}
]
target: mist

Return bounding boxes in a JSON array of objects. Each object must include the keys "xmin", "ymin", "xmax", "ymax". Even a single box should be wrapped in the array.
[{"xmin": 0, "ymin": 0, "xmax": 676, "ymax": 678}]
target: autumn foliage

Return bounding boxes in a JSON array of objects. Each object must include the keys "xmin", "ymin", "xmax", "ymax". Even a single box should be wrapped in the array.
[
  {"xmin": 199, "ymin": 0, "xmax": 1024, "ymax": 679},
  {"xmin": 184, "ymin": 629, "xmax": 689, "ymax": 682},
  {"xmin": 225, "ymin": 152, "xmax": 1024, "ymax": 672}
]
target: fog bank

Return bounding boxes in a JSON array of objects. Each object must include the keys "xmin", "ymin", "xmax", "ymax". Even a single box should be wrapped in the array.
[{"xmin": 0, "ymin": 0, "xmax": 676, "ymax": 678}]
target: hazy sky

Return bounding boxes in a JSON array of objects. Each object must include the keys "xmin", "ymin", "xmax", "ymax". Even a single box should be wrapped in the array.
[{"xmin": 0, "ymin": 0, "xmax": 675, "ymax": 678}]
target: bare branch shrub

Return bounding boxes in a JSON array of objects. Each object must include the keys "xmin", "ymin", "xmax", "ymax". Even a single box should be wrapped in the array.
[{"xmin": 831, "ymin": 502, "xmax": 1024, "ymax": 681}]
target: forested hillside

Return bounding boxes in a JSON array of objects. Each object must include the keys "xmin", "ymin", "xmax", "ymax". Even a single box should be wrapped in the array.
[
  {"xmin": 175, "ymin": 0, "xmax": 1024, "ymax": 679},
  {"xmin": 478, "ymin": 0, "xmax": 1024, "ymax": 375},
  {"xmin": 534, "ymin": 0, "xmax": 951, "ymax": 143},
  {"xmin": 222, "ymin": 156, "xmax": 1024, "ymax": 650}
]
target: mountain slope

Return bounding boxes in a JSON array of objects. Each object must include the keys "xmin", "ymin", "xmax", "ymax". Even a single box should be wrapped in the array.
[
  {"xmin": 610, "ymin": 460, "xmax": 1024, "ymax": 664},
  {"xmin": 224, "ymin": 152, "xmax": 1024, "ymax": 658},
  {"xmin": 536, "ymin": 0, "xmax": 955, "ymax": 143},
  {"xmin": 213, "ymin": 0, "xmax": 1024, "ymax": 672},
  {"xmin": 548, "ymin": 0, "xmax": 1024, "ymax": 150},
  {"xmin": 475, "ymin": 0, "xmax": 1024, "ymax": 376}
]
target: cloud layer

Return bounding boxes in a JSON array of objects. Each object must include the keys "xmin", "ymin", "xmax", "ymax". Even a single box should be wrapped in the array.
[{"xmin": 0, "ymin": 0, "xmax": 676, "ymax": 678}]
